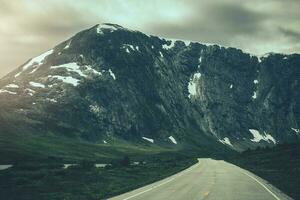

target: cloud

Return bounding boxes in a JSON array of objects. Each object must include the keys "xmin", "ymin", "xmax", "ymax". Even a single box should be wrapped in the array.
[
  {"xmin": 0, "ymin": 0, "xmax": 299, "ymax": 78},
  {"xmin": 146, "ymin": 1, "xmax": 268, "ymax": 45},
  {"xmin": 279, "ymin": 28, "xmax": 300, "ymax": 42}
]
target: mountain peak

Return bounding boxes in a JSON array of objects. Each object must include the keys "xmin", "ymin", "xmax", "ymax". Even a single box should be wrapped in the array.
[{"xmin": 94, "ymin": 23, "xmax": 126, "ymax": 34}]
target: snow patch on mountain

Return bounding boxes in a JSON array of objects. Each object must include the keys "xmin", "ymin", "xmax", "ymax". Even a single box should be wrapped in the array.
[
  {"xmin": 48, "ymin": 75, "xmax": 80, "ymax": 86},
  {"xmin": 168, "ymin": 136, "xmax": 177, "ymax": 144},
  {"xmin": 108, "ymin": 69, "xmax": 116, "ymax": 80},
  {"xmin": 162, "ymin": 39, "xmax": 176, "ymax": 50},
  {"xmin": 14, "ymin": 72, "xmax": 22, "ymax": 78},
  {"xmin": 164, "ymin": 37, "xmax": 221, "ymax": 48},
  {"xmin": 89, "ymin": 104, "xmax": 101, "ymax": 115},
  {"xmin": 64, "ymin": 41, "xmax": 71, "ymax": 49},
  {"xmin": 17, "ymin": 49, "xmax": 53, "ymax": 77},
  {"xmin": 249, "ymin": 129, "xmax": 276, "ymax": 144},
  {"xmin": 252, "ymin": 91, "xmax": 257, "ymax": 99},
  {"xmin": 219, "ymin": 137, "xmax": 233, "ymax": 146},
  {"xmin": 5, "ymin": 84, "xmax": 19, "ymax": 88},
  {"xmin": 97, "ymin": 24, "xmax": 118, "ymax": 34},
  {"xmin": 51, "ymin": 62, "xmax": 86, "ymax": 77},
  {"xmin": 291, "ymin": 128, "xmax": 300, "ymax": 135},
  {"xmin": 29, "ymin": 81, "xmax": 45, "ymax": 88},
  {"xmin": 188, "ymin": 72, "xmax": 202, "ymax": 98},
  {"xmin": 51, "ymin": 62, "xmax": 102, "ymax": 78},
  {"xmin": 142, "ymin": 137, "xmax": 154, "ymax": 143},
  {"xmin": 46, "ymin": 98, "xmax": 57, "ymax": 103},
  {"xmin": 29, "ymin": 67, "xmax": 39, "ymax": 74},
  {"xmin": 159, "ymin": 51, "xmax": 164, "ymax": 57},
  {"xmin": 123, "ymin": 44, "xmax": 138, "ymax": 53},
  {"xmin": 25, "ymin": 88, "xmax": 35, "ymax": 96},
  {"xmin": 0, "ymin": 89, "xmax": 17, "ymax": 95},
  {"xmin": 85, "ymin": 65, "xmax": 102, "ymax": 75},
  {"xmin": 199, "ymin": 56, "xmax": 202, "ymax": 63}
]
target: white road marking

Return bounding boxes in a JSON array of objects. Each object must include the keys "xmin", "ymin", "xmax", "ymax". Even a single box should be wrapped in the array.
[
  {"xmin": 122, "ymin": 178, "xmax": 175, "ymax": 200},
  {"xmin": 113, "ymin": 161, "xmax": 202, "ymax": 200},
  {"xmin": 241, "ymin": 171, "xmax": 281, "ymax": 200}
]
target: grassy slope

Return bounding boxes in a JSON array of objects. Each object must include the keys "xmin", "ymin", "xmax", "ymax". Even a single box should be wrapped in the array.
[
  {"xmin": 228, "ymin": 143, "xmax": 300, "ymax": 200},
  {"xmin": 0, "ymin": 133, "xmax": 174, "ymax": 164},
  {"xmin": 0, "ymin": 154, "xmax": 197, "ymax": 200},
  {"xmin": 0, "ymin": 128, "xmax": 235, "ymax": 200}
]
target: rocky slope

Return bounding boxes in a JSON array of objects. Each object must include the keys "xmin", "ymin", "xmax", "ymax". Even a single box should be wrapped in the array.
[{"xmin": 0, "ymin": 23, "xmax": 299, "ymax": 151}]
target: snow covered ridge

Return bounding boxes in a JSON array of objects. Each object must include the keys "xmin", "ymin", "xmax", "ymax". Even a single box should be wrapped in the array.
[
  {"xmin": 142, "ymin": 137, "xmax": 154, "ymax": 143},
  {"xmin": 96, "ymin": 23, "xmax": 124, "ymax": 34},
  {"xmin": 168, "ymin": 136, "xmax": 177, "ymax": 144},
  {"xmin": 162, "ymin": 37, "xmax": 222, "ymax": 49},
  {"xmin": 162, "ymin": 39, "xmax": 176, "ymax": 50},
  {"xmin": 188, "ymin": 72, "xmax": 201, "ymax": 99},
  {"xmin": 64, "ymin": 40, "xmax": 71, "ymax": 49},
  {"xmin": 249, "ymin": 129, "xmax": 276, "ymax": 144},
  {"xmin": 15, "ymin": 49, "xmax": 53, "ymax": 77},
  {"xmin": 219, "ymin": 137, "xmax": 233, "ymax": 146}
]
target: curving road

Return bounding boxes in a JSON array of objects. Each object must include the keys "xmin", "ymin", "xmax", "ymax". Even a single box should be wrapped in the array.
[{"xmin": 110, "ymin": 158, "xmax": 292, "ymax": 200}]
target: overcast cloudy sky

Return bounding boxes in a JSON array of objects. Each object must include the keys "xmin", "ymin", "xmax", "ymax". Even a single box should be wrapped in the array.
[{"xmin": 0, "ymin": 0, "xmax": 299, "ymax": 77}]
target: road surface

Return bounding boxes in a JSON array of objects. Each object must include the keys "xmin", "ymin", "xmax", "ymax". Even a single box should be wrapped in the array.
[{"xmin": 110, "ymin": 158, "xmax": 292, "ymax": 200}]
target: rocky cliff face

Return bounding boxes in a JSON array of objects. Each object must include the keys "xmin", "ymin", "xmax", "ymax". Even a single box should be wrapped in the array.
[{"xmin": 0, "ymin": 23, "xmax": 299, "ymax": 151}]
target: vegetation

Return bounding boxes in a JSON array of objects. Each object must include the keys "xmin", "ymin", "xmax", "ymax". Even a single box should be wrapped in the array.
[
  {"xmin": 227, "ymin": 142, "xmax": 300, "ymax": 200},
  {"xmin": 0, "ymin": 131, "xmax": 233, "ymax": 200},
  {"xmin": 0, "ymin": 133, "xmax": 174, "ymax": 164},
  {"xmin": 0, "ymin": 154, "xmax": 197, "ymax": 200}
]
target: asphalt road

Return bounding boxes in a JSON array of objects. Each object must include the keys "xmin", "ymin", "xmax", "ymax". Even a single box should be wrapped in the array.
[{"xmin": 110, "ymin": 158, "xmax": 292, "ymax": 200}]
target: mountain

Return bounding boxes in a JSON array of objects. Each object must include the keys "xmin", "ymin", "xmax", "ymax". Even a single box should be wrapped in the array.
[{"xmin": 0, "ymin": 23, "xmax": 299, "ymax": 153}]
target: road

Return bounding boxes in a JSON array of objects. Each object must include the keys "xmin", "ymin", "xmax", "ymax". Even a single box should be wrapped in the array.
[{"xmin": 110, "ymin": 158, "xmax": 292, "ymax": 200}]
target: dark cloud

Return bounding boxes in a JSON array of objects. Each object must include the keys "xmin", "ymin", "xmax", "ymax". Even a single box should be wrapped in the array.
[
  {"xmin": 279, "ymin": 28, "xmax": 300, "ymax": 42},
  {"xmin": 146, "ymin": 1, "xmax": 268, "ymax": 45}
]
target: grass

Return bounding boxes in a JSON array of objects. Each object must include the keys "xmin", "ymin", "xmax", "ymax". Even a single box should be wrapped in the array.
[
  {"xmin": 0, "ymin": 132, "xmax": 199, "ymax": 199},
  {"xmin": 0, "ymin": 133, "xmax": 175, "ymax": 164},
  {"xmin": 2, "ymin": 131, "xmax": 298, "ymax": 199},
  {"xmin": 0, "ymin": 154, "xmax": 197, "ymax": 200},
  {"xmin": 227, "ymin": 143, "xmax": 300, "ymax": 200}
]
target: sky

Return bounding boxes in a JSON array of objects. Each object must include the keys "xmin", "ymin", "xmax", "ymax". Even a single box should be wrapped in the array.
[{"xmin": 0, "ymin": 0, "xmax": 300, "ymax": 78}]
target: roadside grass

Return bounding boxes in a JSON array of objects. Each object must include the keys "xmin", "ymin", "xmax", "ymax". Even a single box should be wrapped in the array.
[
  {"xmin": 0, "ymin": 133, "xmax": 173, "ymax": 164},
  {"xmin": 228, "ymin": 142, "xmax": 300, "ymax": 200},
  {"xmin": 0, "ymin": 154, "xmax": 197, "ymax": 200}
]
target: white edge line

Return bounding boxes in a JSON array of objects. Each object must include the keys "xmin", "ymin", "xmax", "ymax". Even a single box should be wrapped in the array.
[
  {"xmin": 113, "ymin": 161, "xmax": 201, "ymax": 200},
  {"xmin": 123, "ymin": 178, "xmax": 175, "ymax": 200},
  {"xmin": 241, "ymin": 171, "xmax": 281, "ymax": 200}
]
